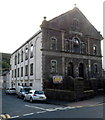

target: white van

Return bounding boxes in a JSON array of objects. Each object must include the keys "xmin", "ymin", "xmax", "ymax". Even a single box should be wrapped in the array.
[{"xmin": 17, "ymin": 86, "xmax": 32, "ymax": 99}]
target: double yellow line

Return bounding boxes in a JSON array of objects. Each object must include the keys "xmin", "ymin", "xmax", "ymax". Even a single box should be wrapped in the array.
[{"xmin": 0, "ymin": 114, "xmax": 10, "ymax": 120}]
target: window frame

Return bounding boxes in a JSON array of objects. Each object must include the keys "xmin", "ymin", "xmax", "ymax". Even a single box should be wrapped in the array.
[
  {"xmin": 93, "ymin": 45, "xmax": 97, "ymax": 55},
  {"xmin": 50, "ymin": 60, "xmax": 57, "ymax": 73},
  {"xmin": 30, "ymin": 63, "xmax": 33, "ymax": 75},
  {"xmin": 65, "ymin": 39, "xmax": 70, "ymax": 52},
  {"xmin": 50, "ymin": 37, "xmax": 57, "ymax": 50},
  {"xmin": 21, "ymin": 50, "xmax": 23, "ymax": 62},
  {"xmin": 94, "ymin": 63, "xmax": 98, "ymax": 74},
  {"xmin": 25, "ymin": 47, "xmax": 28, "ymax": 60},
  {"xmin": 72, "ymin": 37, "xmax": 80, "ymax": 53},
  {"xmin": 18, "ymin": 52, "xmax": 20, "ymax": 64},
  {"xmin": 17, "ymin": 68, "xmax": 19, "ymax": 77},
  {"xmin": 30, "ymin": 44, "xmax": 34, "ymax": 58},
  {"xmin": 25, "ymin": 65, "xmax": 28, "ymax": 76},
  {"xmin": 21, "ymin": 67, "xmax": 23, "ymax": 77},
  {"xmin": 81, "ymin": 42, "xmax": 87, "ymax": 54},
  {"xmin": 15, "ymin": 55, "xmax": 17, "ymax": 65}
]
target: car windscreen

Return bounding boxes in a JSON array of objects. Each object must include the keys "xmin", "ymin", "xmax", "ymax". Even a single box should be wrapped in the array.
[{"xmin": 34, "ymin": 91, "xmax": 44, "ymax": 94}]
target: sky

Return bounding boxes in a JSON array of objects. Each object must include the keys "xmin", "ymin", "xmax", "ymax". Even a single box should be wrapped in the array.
[{"xmin": 0, "ymin": 0, "xmax": 104, "ymax": 57}]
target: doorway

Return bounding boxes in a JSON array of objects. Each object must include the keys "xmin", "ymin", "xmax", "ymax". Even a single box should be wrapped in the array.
[{"xmin": 79, "ymin": 63, "xmax": 84, "ymax": 78}]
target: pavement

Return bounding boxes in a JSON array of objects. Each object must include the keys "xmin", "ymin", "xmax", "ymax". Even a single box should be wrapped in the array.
[{"xmin": 47, "ymin": 95, "xmax": 105, "ymax": 107}]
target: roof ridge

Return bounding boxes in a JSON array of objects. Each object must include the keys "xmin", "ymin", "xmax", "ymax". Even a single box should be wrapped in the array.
[{"xmin": 48, "ymin": 7, "xmax": 78, "ymax": 22}]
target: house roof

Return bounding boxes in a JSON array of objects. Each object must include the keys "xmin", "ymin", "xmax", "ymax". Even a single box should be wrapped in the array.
[
  {"xmin": 12, "ymin": 30, "xmax": 42, "ymax": 55},
  {"xmin": 42, "ymin": 7, "xmax": 103, "ymax": 40}
]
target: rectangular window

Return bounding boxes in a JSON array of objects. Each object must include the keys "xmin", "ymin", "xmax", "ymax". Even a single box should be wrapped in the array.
[
  {"xmin": 30, "ymin": 44, "xmax": 33, "ymax": 58},
  {"xmin": 30, "ymin": 83, "xmax": 32, "ymax": 86},
  {"xmin": 81, "ymin": 43, "xmax": 86, "ymax": 54},
  {"xmin": 51, "ymin": 60, "xmax": 57, "ymax": 73},
  {"xmin": 30, "ymin": 63, "xmax": 33, "ymax": 75},
  {"xmin": 15, "ymin": 55, "xmax": 17, "ymax": 65},
  {"xmin": 94, "ymin": 64, "xmax": 98, "ymax": 74},
  {"xmin": 21, "ymin": 67, "xmax": 23, "ymax": 77},
  {"xmin": 93, "ymin": 46, "xmax": 97, "ymax": 55},
  {"xmin": 18, "ymin": 68, "xmax": 19, "ymax": 77},
  {"xmin": 18, "ymin": 53, "xmax": 20, "ymax": 64},
  {"xmin": 65, "ymin": 40, "xmax": 70, "ymax": 52},
  {"xmin": 21, "ymin": 50, "xmax": 23, "ymax": 62},
  {"xmin": 15, "ymin": 69, "xmax": 16, "ymax": 77},
  {"xmin": 51, "ymin": 37, "xmax": 57, "ymax": 50},
  {"xmin": 12, "ymin": 70, "xmax": 13, "ymax": 78},
  {"xmin": 25, "ymin": 65, "xmax": 28, "ymax": 76},
  {"xmin": 25, "ymin": 48, "xmax": 28, "ymax": 60},
  {"xmin": 25, "ymin": 83, "xmax": 27, "ymax": 86}
]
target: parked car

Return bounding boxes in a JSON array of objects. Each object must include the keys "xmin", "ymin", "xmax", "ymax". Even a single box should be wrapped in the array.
[
  {"xmin": 24, "ymin": 90, "xmax": 47, "ymax": 102},
  {"xmin": 5, "ymin": 88, "xmax": 16, "ymax": 94},
  {"xmin": 17, "ymin": 86, "xmax": 32, "ymax": 99}
]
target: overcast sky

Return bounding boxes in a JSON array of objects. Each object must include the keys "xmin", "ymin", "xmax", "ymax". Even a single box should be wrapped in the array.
[{"xmin": 0, "ymin": 0, "xmax": 104, "ymax": 54}]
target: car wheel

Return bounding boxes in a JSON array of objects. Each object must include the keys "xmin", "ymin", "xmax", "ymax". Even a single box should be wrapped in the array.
[{"xmin": 30, "ymin": 98, "xmax": 33, "ymax": 103}]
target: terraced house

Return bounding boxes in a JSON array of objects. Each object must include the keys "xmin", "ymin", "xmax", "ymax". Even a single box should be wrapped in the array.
[{"xmin": 10, "ymin": 6, "xmax": 103, "ymax": 91}]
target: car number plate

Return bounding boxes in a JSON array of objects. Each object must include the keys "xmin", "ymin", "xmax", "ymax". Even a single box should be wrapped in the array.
[{"xmin": 39, "ymin": 97, "xmax": 43, "ymax": 99}]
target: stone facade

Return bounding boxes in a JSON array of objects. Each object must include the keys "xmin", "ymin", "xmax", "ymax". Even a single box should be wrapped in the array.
[
  {"xmin": 41, "ymin": 7, "xmax": 103, "ymax": 90},
  {"xmin": 10, "ymin": 7, "xmax": 103, "ymax": 91}
]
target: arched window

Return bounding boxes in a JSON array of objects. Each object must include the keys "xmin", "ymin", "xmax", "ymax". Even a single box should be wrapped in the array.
[
  {"xmin": 18, "ymin": 52, "xmax": 20, "ymax": 64},
  {"xmin": 50, "ymin": 37, "xmax": 57, "ymax": 50},
  {"xmin": 72, "ymin": 37, "xmax": 80, "ymax": 53},
  {"xmin": 94, "ymin": 64, "xmax": 98, "ymax": 74},
  {"xmin": 21, "ymin": 50, "xmax": 23, "ymax": 62},
  {"xmin": 93, "ymin": 45, "xmax": 97, "ymax": 55},
  {"xmin": 15, "ymin": 55, "xmax": 17, "ymax": 65},
  {"xmin": 81, "ymin": 43, "xmax": 86, "ymax": 54},
  {"xmin": 79, "ymin": 63, "xmax": 84, "ymax": 78},
  {"xmin": 67, "ymin": 62, "xmax": 74, "ymax": 77},
  {"xmin": 25, "ymin": 47, "xmax": 28, "ymax": 60},
  {"xmin": 51, "ymin": 60, "xmax": 57, "ymax": 73},
  {"xmin": 30, "ymin": 44, "xmax": 33, "ymax": 58}
]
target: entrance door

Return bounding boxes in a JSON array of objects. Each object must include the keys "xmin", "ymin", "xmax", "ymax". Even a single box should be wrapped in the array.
[{"xmin": 79, "ymin": 63, "xmax": 84, "ymax": 78}]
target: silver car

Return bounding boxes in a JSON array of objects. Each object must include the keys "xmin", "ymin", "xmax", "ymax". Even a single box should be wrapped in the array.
[
  {"xmin": 5, "ymin": 88, "xmax": 16, "ymax": 94},
  {"xmin": 24, "ymin": 90, "xmax": 47, "ymax": 102}
]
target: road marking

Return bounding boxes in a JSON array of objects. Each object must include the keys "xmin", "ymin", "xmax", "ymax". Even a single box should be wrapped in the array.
[
  {"xmin": 10, "ymin": 116, "xmax": 19, "ymax": 118},
  {"xmin": 23, "ymin": 113, "xmax": 34, "ymax": 116},
  {"xmin": 37, "ymin": 111, "xmax": 47, "ymax": 114},
  {"xmin": 25, "ymin": 105, "xmax": 47, "ymax": 111},
  {"xmin": 25, "ymin": 102, "xmax": 104, "ymax": 115},
  {"xmin": 25, "ymin": 104, "xmax": 76, "ymax": 112}
]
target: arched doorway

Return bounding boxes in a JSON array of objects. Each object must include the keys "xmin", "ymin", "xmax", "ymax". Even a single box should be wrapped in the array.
[
  {"xmin": 67, "ymin": 62, "xmax": 74, "ymax": 77},
  {"xmin": 79, "ymin": 63, "xmax": 84, "ymax": 78}
]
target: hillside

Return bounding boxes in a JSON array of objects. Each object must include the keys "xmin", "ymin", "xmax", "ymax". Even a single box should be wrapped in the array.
[{"xmin": 0, "ymin": 53, "xmax": 11, "ymax": 73}]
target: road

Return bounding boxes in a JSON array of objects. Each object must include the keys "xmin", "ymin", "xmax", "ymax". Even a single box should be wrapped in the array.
[{"xmin": 1, "ymin": 90, "xmax": 104, "ymax": 119}]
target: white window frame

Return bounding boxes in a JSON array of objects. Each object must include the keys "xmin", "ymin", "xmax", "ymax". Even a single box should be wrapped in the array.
[
  {"xmin": 30, "ymin": 44, "xmax": 34, "ymax": 58},
  {"xmin": 50, "ymin": 37, "xmax": 57, "ymax": 50},
  {"xmin": 93, "ymin": 45, "xmax": 97, "ymax": 55},
  {"xmin": 51, "ymin": 60, "xmax": 57, "ymax": 73}
]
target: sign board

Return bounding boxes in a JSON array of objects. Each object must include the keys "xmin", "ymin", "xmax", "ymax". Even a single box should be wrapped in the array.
[{"xmin": 53, "ymin": 75, "xmax": 63, "ymax": 84}]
